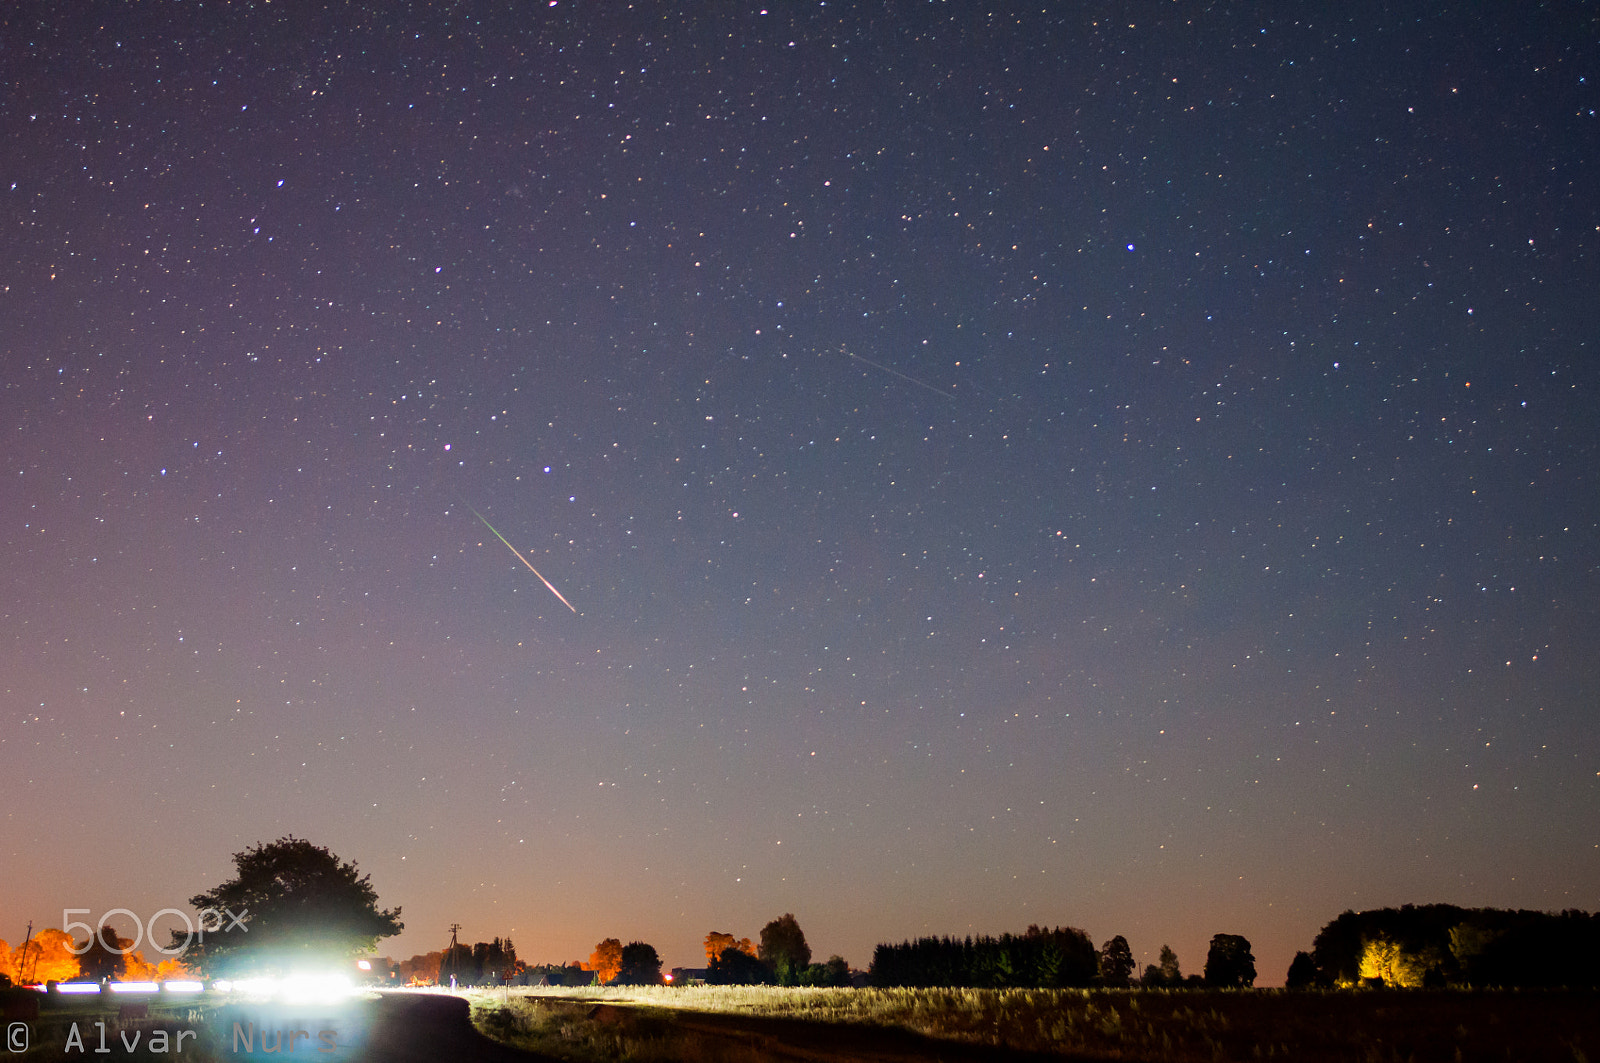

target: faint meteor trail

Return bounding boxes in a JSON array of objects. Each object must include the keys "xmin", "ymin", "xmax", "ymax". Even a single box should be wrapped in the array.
[
  {"xmin": 842, "ymin": 349, "xmax": 958, "ymax": 400},
  {"xmin": 467, "ymin": 505, "xmax": 578, "ymax": 613}
]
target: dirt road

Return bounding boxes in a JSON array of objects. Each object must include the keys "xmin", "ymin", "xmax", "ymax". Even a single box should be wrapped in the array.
[{"xmin": 356, "ymin": 993, "xmax": 560, "ymax": 1063}]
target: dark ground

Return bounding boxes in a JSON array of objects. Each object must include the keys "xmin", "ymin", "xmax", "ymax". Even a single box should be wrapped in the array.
[
  {"xmin": 358, "ymin": 993, "xmax": 561, "ymax": 1063},
  {"xmin": 17, "ymin": 989, "xmax": 559, "ymax": 1062}
]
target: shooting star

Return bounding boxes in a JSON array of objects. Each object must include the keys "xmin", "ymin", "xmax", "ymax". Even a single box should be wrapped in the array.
[
  {"xmin": 467, "ymin": 505, "xmax": 577, "ymax": 614},
  {"xmin": 842, "ymin": 349, "xmax": 957, "ymax": 400}
]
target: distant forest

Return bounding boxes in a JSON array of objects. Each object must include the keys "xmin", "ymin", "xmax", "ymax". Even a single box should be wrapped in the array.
[
  {"xmin": 870, "ymin": 926, "xmax": 1100, "ymax": 989},
  {"xmin": 1298, "ymin": 905, "xmax": 1600, "ymax": 989},
  {"xmin": 869, "ymin": 925, "xmax": 1256, "ymax": 989},
  {"xmin": 869, "ymin": 907, "xmax": 1599, "ymax": 990}
]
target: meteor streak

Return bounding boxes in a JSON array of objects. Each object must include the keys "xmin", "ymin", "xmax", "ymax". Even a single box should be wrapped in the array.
[
  {"xmin": 467, "ymin": 505, "xmax": 577, "ymax": 613},
  {"xmin": 842, "ymin": 349, "xmax": 957, "ymax": 400}
]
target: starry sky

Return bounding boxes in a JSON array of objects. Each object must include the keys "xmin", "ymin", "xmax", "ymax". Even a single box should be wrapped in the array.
[{"xmin": 4, "ymin": 3, "xmax": 1597, "ymax": 986}]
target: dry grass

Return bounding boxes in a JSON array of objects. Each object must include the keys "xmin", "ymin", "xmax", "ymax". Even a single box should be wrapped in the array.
[
  {"xmin": 470, "ymin": 984, "xmax": 1600, "ymax": 1062},
  {"xmin": 469, "ymin": 994, "xmax": 772, "ymax": 1062}
]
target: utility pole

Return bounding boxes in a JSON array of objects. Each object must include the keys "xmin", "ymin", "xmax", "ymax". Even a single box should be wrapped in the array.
[
  {"xmin": 440, "ymin": 923, "xmax": 463, "ymax": 988},
  {"xmin": 19, "ymin": 921, "xmax": 35, "ymax": 984}
]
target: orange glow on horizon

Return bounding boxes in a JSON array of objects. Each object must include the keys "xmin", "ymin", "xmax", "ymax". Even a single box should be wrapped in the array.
[{"xmin": 1, "ymin": 929, "xmax": 82, "ymax": 984}]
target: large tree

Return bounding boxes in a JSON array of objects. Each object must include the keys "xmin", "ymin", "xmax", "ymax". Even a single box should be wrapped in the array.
[
  {"xmin": 613, "ymin": 942, "xmax": 662, "ymax": 985},
  {"xmin": 179, "ymin": 836, "xmax": 403, "ymax": 977},
  {"xmin": 76, "ymin": 927, "xmax": 134, "ymax": 982},
  {"xmin": 1098, "ymin": 935, "xmax": 1135, "ymax": 988},
  {"xmin": 759, "ymin": 914, "xmax": 812, "ymax": 986},
  {"xmin": 1285, "ymin": 951, "xmax": 1321, "ymax": 989},
  {"xmin": 589, "ymin": 939, "xmax": 623, "ymax": 984},
  {"xmin": 1158, "ymin": 944, "xmax": 1182, "ymax": 985},
  {"xmin": 1204, "ymin": 933, "xmax": 1256, "ymax": 988}
]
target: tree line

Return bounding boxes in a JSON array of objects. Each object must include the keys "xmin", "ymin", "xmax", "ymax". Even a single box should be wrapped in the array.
[
  {"xmin": 1286, "ymin": 904, "xmax": 1600, "ymax": 989},
  {"xmin": 11, "ymin": 839, "xmax": 1597, "ymax": 993},
  {"xmin": 867, "ymin": 927, "xmax": 1256, "ymax": 989},
  {"xmin": 580, "ymin": 913, "xmax": 852, "ymax": 987}
]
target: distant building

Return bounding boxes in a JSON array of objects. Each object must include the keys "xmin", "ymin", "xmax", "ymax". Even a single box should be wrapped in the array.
[
  {"xmin": 356, "ymin": 958, "xmax": 401, "ymax": 986},
  {"xmin": 521, "ymin": 964, "xmax": 591, "ymax": 987},
  {"xmin": 668, "ymin": 967, "xmax": 710, "ymax": 986}
]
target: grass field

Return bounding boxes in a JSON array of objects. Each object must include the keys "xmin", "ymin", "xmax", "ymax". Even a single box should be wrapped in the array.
[{"xmin": 469, "ymin": 984, "xmax": 1600, "ymax": 1062}]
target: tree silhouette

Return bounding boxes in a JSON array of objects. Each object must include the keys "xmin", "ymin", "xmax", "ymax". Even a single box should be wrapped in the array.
[
  {"xmin": 759, "ymin": 914, "xmax": 811, "ymax": 986},
  {"xmin": 708, "ymin": 946, "xmax": 773, "ymax": 985},
  {"xmin": 76, "ymin": 927, "xmax": 134, "ymax": 982},
  {"xmin": 178, "ymin": 836, "xmax": 402, "ymax": 977},
  {"xmin": 613, "ymin": 942, "xmax": 662, "ymax": 985},
  {"xmin": 472, "ymin": 938, "xmax": 518, "ymax": 985},
  {"xmin": 1285, "ymin": 951, "xmax": 1320, "ymax": 989},
  {"xmin": 1144, "ymin": 944, "xmax": 1181, "ymax": 987},
  {"xmin": 801, "ymin": 955, "xmax": 851, "ymax": 987},
  {"xmin": 1204, "ymin": 934, "xmax": 1256, "ymax": 988},
  {"xmin": 1098, "ymin": 935, "xmax": 1135, "ymax": 987}
]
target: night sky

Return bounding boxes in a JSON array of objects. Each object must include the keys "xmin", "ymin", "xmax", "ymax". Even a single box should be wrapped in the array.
[{"xmin": 4, "ymin": 3, "xmax": 1597, "ymax": 985}]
